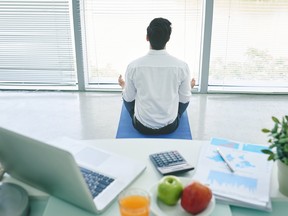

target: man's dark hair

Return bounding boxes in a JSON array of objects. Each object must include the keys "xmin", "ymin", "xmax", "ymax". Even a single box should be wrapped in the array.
[{"xmin": 147, "ymin": 18, "xmax": 172, "ymax": 50}]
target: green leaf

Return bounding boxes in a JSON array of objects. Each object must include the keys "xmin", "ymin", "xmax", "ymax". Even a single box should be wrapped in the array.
[
  {"xmin": 262, "ymin": 128, "xmax": 270, "ymax": 133},
  {"xmin": 272, "ymin": 116, "xmax": 280, "ymax": 124},
  {"xmin": 271, "ymin": 124, "xmax": 278, "ymax": 133},
  {"xmin": 279, "ymin": 137, "xmax": 288, "ymax": 144},
  {"xmin": 268, "ymin": 154, "xmax": 275, "ymax": 161},
  {"xmin": 273, "ymin": 133, "xmax": 280, "ymax": 139},
  {"xmin": 282, "ymin": 120, "xmax": 288, "ymax": 131},
  {"xmin": 261, "ymin": 149, "xmax": 273, "ymax": 155},
  {"xmin": 282, "ymin": 158, "xmax": 288, "ymax": 166},
  {"xmin": 277, "ymin": 147, "xmax": 284, "ymax": 156},
  {"xmin": 284, "ymin": 144, "xmax": 288, "ymax": 153}
]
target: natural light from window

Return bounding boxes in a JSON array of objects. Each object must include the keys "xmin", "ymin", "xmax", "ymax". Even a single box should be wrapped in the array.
[
  {"xmin": 209, "ymin": 0, "xmax": 288, "ymax": 91},
  {"xmin": 82, "ymin": 0, "xmax": 202, "ymax": 87}
]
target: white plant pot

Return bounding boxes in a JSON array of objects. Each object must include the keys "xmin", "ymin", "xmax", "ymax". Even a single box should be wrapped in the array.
[{"xmin": 278, "ymin": 160, "xmax": 288, "ymax": 197}]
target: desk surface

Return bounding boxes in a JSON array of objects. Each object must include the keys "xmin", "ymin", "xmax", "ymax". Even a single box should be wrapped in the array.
[{"xmin": 3, "ymin": 138, "xmax": 288, "ymax": 216}]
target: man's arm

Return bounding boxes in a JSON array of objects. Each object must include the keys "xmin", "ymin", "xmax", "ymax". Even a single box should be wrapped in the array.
[
  {"xmin": 179, "ymin": 66, "xmax": 192, "ymax": 103},
  {"xmin": 118, "ymin": 72, "xmax": 136, "ymax": 102}
]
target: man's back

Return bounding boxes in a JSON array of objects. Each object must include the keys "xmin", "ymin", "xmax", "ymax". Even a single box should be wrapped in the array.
[{"xmin": 123, "ymin": 50, "xmax": 191, "ymax": 129}]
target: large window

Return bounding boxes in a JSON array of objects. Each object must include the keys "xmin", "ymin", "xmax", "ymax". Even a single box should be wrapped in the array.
[
  {"xmin": 209, "ymin": 0, "xmax": 288, "ymax": 92},
  {"xmin": 0, "ymin": 0, "xmax": 287, "ymax": 93},
  {"xmin": 0, "ymin": 0, "xmax": 76, "ymax": 88},
  {"xmin": 82, "ymin": 0, "xmax": 202, "ymax": 88}
]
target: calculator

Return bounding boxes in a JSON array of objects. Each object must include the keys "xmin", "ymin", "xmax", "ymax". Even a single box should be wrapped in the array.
[{"xmin": 149, "ymin": 150, "xmax": 194, "ymax": 175}]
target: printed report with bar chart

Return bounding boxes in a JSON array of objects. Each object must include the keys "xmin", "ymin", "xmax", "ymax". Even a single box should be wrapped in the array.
[{"xmin": 193, "ymin": 138, "xmax": 273, "ymax": 211}]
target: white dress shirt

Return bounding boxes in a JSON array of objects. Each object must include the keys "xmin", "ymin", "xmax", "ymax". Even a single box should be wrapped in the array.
[{"xmin": 122, "ymin": 49, "xmax": 191, "ymax": 129}]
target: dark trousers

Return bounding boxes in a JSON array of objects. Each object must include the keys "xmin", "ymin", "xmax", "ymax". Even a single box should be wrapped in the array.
[{"xmin": 123, "ymin": 99, "xmax": 189, "ymax": 135}]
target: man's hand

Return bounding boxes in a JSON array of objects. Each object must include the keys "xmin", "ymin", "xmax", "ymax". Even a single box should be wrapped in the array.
[
  {"xmin": 118, "ymin": 75, "xmax": 125, "ymax": 89},
  {"xmin": 191, "ymin": 78, "xmax": 196, "ymax": 88}
]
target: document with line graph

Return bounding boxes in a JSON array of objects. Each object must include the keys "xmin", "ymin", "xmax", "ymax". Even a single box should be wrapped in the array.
[{"xmin": 193, "ymin": 137, "xmax": 273, "ymax": 211}]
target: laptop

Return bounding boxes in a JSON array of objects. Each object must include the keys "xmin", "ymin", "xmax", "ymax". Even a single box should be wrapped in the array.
[{"xmin": 0, "ymin": 127, "xmax": 146, "ymax": 214}]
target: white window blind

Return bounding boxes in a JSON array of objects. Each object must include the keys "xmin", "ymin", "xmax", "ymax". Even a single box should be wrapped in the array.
[
  {"xmin": 82, "ymin": 0, "xmax": 202, "ymax": 85},
  {"xmin": 0, "ymin": 0, "xmax": 76, "ymax": 86},
  {"xmin": 209, "ymin": 0, "xmax": 288, "ymax": 91}
]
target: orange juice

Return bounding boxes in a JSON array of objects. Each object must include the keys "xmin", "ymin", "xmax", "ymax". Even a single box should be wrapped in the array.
[{"xmin": 119, "ymin": 193, "xmax": 150, "ymax": 216}]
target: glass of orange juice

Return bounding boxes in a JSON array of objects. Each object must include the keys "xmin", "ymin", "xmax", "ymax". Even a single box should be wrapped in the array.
[{"xmin": 118, "ymin": 188, "xmax": 150, "ymax": 216}]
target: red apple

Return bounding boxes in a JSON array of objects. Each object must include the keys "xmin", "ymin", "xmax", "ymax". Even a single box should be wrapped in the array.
[{"xmin": 180, "ymin": 181, "xmax": 212, "ymax": 214}]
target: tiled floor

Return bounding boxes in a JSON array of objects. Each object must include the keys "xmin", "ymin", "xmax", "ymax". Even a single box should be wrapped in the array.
[{"xmin": 0, "ymin": 91, "xmax": 287, "ymax": 145}]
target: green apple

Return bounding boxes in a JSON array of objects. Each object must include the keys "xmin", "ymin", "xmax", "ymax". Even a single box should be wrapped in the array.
[{"xmin": 157, "ymin": 175, "xmax": 184, "ymax": 206}]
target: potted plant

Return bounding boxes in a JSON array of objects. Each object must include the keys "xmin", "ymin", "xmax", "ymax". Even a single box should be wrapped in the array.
[{"xmin": 261, "ymin": 115, "xmax": 288, "ymax": 196}]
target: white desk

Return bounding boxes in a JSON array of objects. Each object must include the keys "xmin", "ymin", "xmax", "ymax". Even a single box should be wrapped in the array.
[{"xmin": 3, "ymin": 138, "xmax": 288, "ymax": 216}]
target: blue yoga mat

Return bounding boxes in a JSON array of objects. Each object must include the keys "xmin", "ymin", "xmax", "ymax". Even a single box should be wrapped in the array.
[{"xmin": 116, "ymin": 105, "xmax": 192, "ymax": 139}]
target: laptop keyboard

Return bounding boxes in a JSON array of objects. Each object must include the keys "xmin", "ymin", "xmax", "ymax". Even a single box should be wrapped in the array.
[{"xmin": 80, "ymin": 167, "xmax": 114, "ymax": 198}]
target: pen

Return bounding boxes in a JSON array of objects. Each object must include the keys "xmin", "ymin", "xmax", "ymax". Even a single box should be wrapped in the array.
[{"xmin": 216, "ymin": 148, "xmax": 235, "ymax": 173}]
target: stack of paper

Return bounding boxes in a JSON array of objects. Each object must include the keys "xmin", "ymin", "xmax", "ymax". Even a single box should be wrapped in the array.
[{"xmin": 193, "ymin": 138, "xmax": 273, "ymax": 211}]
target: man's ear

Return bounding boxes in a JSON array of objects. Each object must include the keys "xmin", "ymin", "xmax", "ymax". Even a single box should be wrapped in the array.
[{"xmin": 146, "ymin": 35, "xmax": 149, "ymax": 41}]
